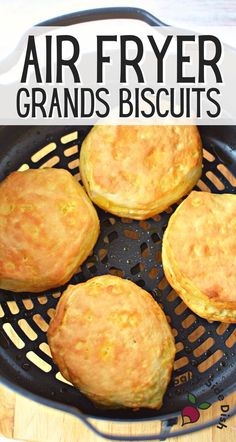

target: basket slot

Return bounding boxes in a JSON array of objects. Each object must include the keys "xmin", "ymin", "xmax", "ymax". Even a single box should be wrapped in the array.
[
  {"xmin": 52, "ymin": 292, "xmax": 61, "ymax": 299},
  {"xmin": 0, "ymin": 300, "xmax": 16, "ymax": 317},
  {"xmin": 2, "ymin": 323, "xmax": 25, "ymax": 349},
  {"xmin": 203, "ymin": 148, "xmax": 215, "ymax": 162},
  {"xmin": 135, "ymin": 279, "xmax": 146, "ymax": 288},
  {"xmin": 174, "ymin": 301, "xmax": 188, "ymax": 316},
  {"xmin": 31, "ymin": 143, "xmax": 57, "ymax": 163},
  {"xmin": 0, "ymin": 126, "xmax": 235, "ymax": 420},
  {"xmin": 196, "ymin": 179, "xmax": 211, "ymax": 192},
  {"xmin": 174, "ymin": 356, "xmax": 189, "ymax": 370},
  {"xmin": 21, "ymin": 299, "xmax": 34, "ymax": 310},
  {"xmin": 155, "ymin": 250, "xmax": 162, "ymax": 262},
  {"xmin": 55, "ymin": 371, "xmax": 72, "ymax": 386},
  {"xmin": 47, "ymin": 308, "xmax": 56, "ymax": 320},
  {"xmin": 198, "ymin": 349, "xmax": 223, "ymax": 372},
  {"xmin": 102, "ymin": 218, "xmax": 116, "ymax": 228},
  {"xmin": 211, "ymin": 167, "xmax": 234, "ymax": 190},
  {"xmin": 225, "ymin": 329, "xmax": 236, "ymax": 348},
  {"xmin": 103, "ymin": 231, "xmax": 119, "ymax": 244},
  {"xmin": 157, "ymin": 277, "xmax": 169, "ymax": 290},
  {"xmin": 182, "ymin": 315, "xmax": 196, "ymax": 329},
  {"xmin": 188, "ymin": 325, "xmax": 206, "ymax": 342},
  {"xmin": 36, "ymin": 346, "xmax": 54, "ymax": 366},
  {"xmin": 73, "ymin": 172, "xmax": 81, "ymax": 181},
  {"xmin": 201, "ymin": 172, "xmax": 222, "ymax": 193},
  {"xmin": 193, "ymin": 337, "xmax": 215, "ymax": 357},
  {"xmin": 68, "ymin": 158, "xmax": 80, "ymax": 170},
  {"xmin": 7, "ymin": 301, "xmax": 19, "ymax": 315},
  {"xmin": 121, "ymin": 217, "xmax": 133, "ymax": 224},
  {"xmin": 109, "ymin": 267, "xmax": 125, "ymax": 278},
  {"xmin": 107, "ymin": 231, "xmax": 118, "ymax": 243},
  {"xmin": 63, "ymin": 145, "xmax": 79, "ymax": 158},
  {"xmin": 60, "ymin": 131, "xmax": 78, "ymax": 144},
  {"xmin": 98, "ymin": 248, "xmax": 108, "ymax": 264},
  {"xmin": 33, "ymin": 314, "xmax": 49, "ymax": 333},
  {"xmin": 206, "ymin": 171, "xmax": 225, "ymax": 191},
  {"xmin": 18, "ymin": 319, "xmax": 37, "ymax": 341},
  {"xmin": 130, "ymin": 263, "xmax": 144, "ymax": 275},
  {"xmin": 26, "ymin": 351, "xmax": 52, "ymax": 373},
  {"xmin": 175, "ymin": 342, "xmax": 184, "ymax": 353},
  {"xmin": 217, "ymin": 163, "xmax": 236, "ymax": 187},
  {"xmin": 164, "ymin": 206, "xmax": 173, "ymax": 214},
  {"xmin": 139, "ymin": 220, "xmax": 151, "ymax": 231},
  {"xmin": 167, "ymin": 290, "xmax": 178, "ymax": 302},
  {"xmin": 37, "ymin": 295, "xmax": 48, "ymax": 305},
  {"xmin": 175, "ymin": 197, "xmax": 184, "ymax": 206},
  {"xmin": 39, "ymin": 342, "xmax": 52, "ymax": 358},
  {"xmin": 40, "ymin": 156, "xmax": 60, "ymax": 168},
  {"xmin": 173, "ymin": 369, "xmax": 193, "ymax": 387},
  {"xmin": 148, "ymin": 267, "xmax": 159, "ymax": 280},
  {"xmin": 18, "ymin": 163, "xmax": 29, "ymax": 171},
  {"xmin": 216, "ymin": 323, "xmax": 229, "ymax": 336},
  {"xmin": 165, "ymin": 315, "xmax": 171, "ymax": 325},
  {"xmin": 124, "ymin": 229, "xmax": 139, "ymax": 240},
  {"xmin": 0, "ymin": 304, "xmax": 5, "ymax": 318}
]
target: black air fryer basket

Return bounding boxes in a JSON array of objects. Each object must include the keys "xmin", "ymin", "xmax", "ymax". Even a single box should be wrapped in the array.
[{"xmin": 0, "ymin": 8, "xmax": 235, "ymax": 441}]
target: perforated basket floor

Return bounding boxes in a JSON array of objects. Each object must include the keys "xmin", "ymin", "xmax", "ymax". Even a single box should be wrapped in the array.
[{"xmin": 0, "ymin": 125, "xmax": 235, "ymax": 421}]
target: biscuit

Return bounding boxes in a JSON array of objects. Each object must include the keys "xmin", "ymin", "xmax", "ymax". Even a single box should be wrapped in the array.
[
  {"xmin": 163, "ymin": 191, "xmax": 236, "ymax": 322},
  {"xmin": 0, "ymin": 168, "xmax": 99, "ymax": 292},
  {"xmin": 47, "ymin": 275, "xmax": 176, "ymax": 409},
  {"xmin": 80, "ymin": 125, "xmax": 202, "ymax": 219}
]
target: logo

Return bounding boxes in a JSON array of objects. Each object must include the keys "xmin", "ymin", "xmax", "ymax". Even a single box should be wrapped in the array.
[{"xmin": 181, "ymin": 393, "xmax": 211, "ymax": 426}]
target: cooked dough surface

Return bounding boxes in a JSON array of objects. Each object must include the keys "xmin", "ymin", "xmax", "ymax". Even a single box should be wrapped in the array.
[
  {"xmin": 163, "ymin": 191, "xmax": 236, "ymax": 322},
  {"xmin": 80, "ymin": 125, "xmax": 202, "ymax": 219},
  {"xmin": 0, "ymin": 168, "xmax": 99, "ymax": 292},
  {"xmin": 48, "ymin": 275, "xmax": 176, "ymax": 409}
]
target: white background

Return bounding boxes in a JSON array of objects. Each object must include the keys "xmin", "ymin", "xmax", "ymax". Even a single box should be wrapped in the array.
[{"xmin": 0, "ymin": 0, "xmax": 236, "ymax": 61}]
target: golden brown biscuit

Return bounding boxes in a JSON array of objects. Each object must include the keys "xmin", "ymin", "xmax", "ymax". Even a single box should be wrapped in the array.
[
  {"xmin": 47, "ymin": 275, "xmax": 175, "ymax": 409},
  {"xmin": 163, "ymin": 191, "xmax": 236, "ymax": 323},
  {"xmin": 0, "ymin": 168, "xmax": 99, "ymax": 292},
  {"xmin": 80, "ymin": 125, "xmax": 202, "ymax": 220}
]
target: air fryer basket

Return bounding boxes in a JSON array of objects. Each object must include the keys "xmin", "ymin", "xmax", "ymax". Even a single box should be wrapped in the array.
[
  {"xmin": 0, "ymin": 7, "xmax": 236, "ymax": 442},
  {"xmin": 0, "ymin": 124, "xmax": 235, "ymax": 440}
]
